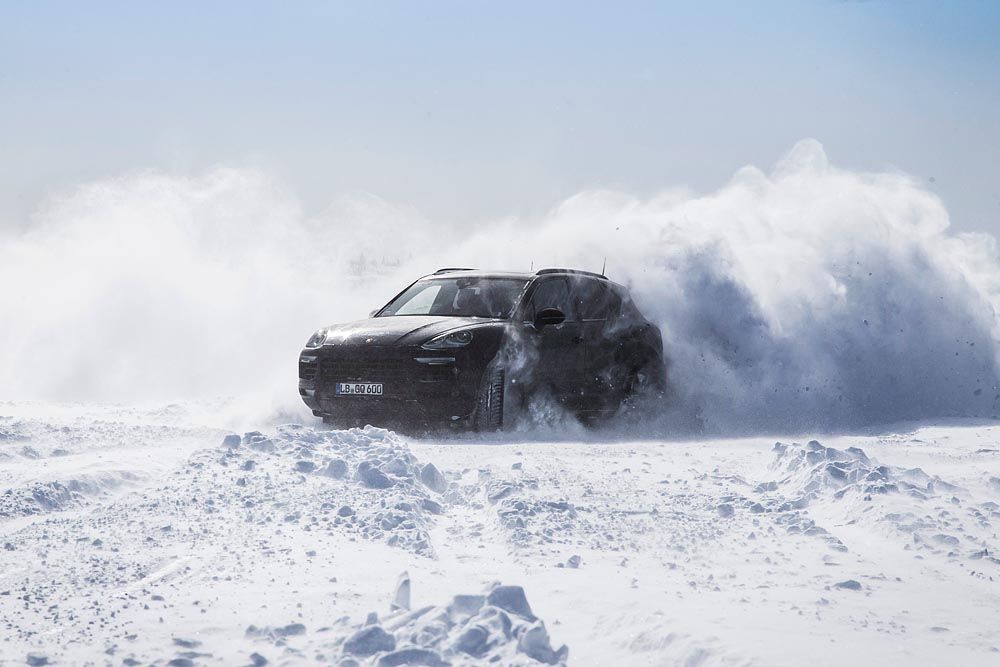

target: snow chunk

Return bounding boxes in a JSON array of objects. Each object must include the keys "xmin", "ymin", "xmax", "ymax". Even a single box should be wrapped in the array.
[
  {"xmin": 324, "ymin": 459, "xmax": 349, "ymax": 479},
  {"xmin": 334, "ymin": 580, "xmax": 566, "ymax": 665},
  {"xmin": 344, "ymin": 625, "xmax": 396, "ymax": 657},
  {"xmin": 295, "ymin": 460, "xmax": 317, "ymax": 473},
  {"xmin": 486, "ymin": 585, "xmax": 536, "ymax": 621},
  {"xmin": 357, "ymin": 461, "xmax": 393, "ymax": 489},
  {"xmin": 419, "ymin": 463, "xmax": 448, "ymax": 493}
]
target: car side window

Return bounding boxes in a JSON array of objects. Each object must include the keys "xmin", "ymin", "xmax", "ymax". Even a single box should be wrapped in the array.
[
  {"xmin": 526, "ymin": 277, "xmax": 572, "ymax": 321},
  {"xmin": 600, "ymin": 286, "xmax": 623, "ymax": 322},
  {"xmin": 572, "ymin": 279, "xmax": 621, "ymax": 321},
  {"xmin": 618, "ymin": 291, "xmax": 642, "ymax": 322}
]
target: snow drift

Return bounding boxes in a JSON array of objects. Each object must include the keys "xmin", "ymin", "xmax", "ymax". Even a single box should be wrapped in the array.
[{"xmin": 1, "ymin": 140, "xmax": 998, "ymax": 432}]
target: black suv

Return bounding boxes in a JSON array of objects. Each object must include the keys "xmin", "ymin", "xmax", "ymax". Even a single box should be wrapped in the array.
[{"xmin": 298, "ymin": 268, "xmax": 666, "ymax": 431}]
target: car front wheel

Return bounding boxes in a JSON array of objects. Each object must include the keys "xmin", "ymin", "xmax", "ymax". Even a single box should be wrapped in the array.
[{"xmin": 474, "ymin": 366, "xmax": 505, "ymax": 431}]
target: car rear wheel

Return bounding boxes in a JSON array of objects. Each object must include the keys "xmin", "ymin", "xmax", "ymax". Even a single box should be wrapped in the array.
[{"xmin": 620, "ymin": 354, "xmax": 667, "ymax": 415}]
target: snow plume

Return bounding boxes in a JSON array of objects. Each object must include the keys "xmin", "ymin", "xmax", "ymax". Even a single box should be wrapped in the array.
[
  {"xmin": 0, "ymin": 168, "xmax": 430, "ymax": 414},
  {"xmin": 1, "ymin": 140, "xmax": 999, "ymax": 432},
  {"xmin": 465, "ymin": 139, "xmax": 1000, "ymax": 433}
]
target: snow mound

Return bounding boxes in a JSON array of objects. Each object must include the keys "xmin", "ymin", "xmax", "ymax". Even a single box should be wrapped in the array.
[
  {"xmin": 329, "ymin": 581, "xmax": 568, "ymax": 666},
  {"xmin": 762, "ymin": 440, "xmax": 999, "ymax": 562},
  {"xmin": 0, "ymin": 414, "xmax": 208, "ymax": 458},
  {"xmin": 0, "ymin": 414, "xmax": 212, "ymax": 519},
  {"xmin": 0, "ymin": 471, "xmax": 142, "ymax": 518},
  {"xmin": 766, "ymin": 440, "xmax": 969, "ymax": 506},
  {"xmin": 217, "ymin": 424, "xmax": 452, "ymax": 556},
  {"xmin": 767, "ymin": 440, "xmax": 899, "ymax": 504},
  {"xmin": 477, "ymin": 473, "xmax": 605, "ymax": 551}
]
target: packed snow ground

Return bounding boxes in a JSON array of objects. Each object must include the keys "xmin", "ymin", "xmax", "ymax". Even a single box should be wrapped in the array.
[{"xmin": 1, "ymin": 402, "xmax": 999, "ymax": 666}]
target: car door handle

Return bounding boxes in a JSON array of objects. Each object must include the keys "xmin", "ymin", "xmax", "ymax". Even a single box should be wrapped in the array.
[{"xmin": 572, "ymin": 335, "xmax": 584, "ymax": 344}]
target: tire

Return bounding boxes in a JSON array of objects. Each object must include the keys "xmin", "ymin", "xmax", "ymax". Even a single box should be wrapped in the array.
[
  {"xmin": 474, "ymin": 366, "xmax": 505, "ymax": 431},
  {"xmin": 620, "ymin": 354, "xmax": 667, "ymax": 416}
]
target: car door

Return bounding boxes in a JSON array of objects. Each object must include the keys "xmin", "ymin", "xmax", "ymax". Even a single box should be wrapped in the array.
[
  {"xmin": 568, "ymin": 277, "xmax": 624, "ymax": 411},
  {"xmin": 519, "ymin": 276, "xmax": 586, "ymax": 402}
]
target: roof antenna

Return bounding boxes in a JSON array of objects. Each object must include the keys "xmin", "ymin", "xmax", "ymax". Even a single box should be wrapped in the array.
[
  {"xmin": 601, "ymin": 256, "xmax": 607, "ymax": 276},
  {"xmin": 530, "ymin": 260, "xmax": 534, "ymax": 271}
]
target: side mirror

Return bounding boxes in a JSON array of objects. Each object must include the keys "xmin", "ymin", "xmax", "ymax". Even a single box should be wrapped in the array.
[
  {"xmin": 368, "ymin": 310, "xmax": 379, "ymax": 318},
  {"xmin": 533, "ymin": 307, "xmax": 566, "ymax": 329}
]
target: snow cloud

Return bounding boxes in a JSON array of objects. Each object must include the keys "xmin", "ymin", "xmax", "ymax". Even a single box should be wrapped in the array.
[{"xmin": 2, "ymin": 140, "xmax": 998, "ymax": 433}]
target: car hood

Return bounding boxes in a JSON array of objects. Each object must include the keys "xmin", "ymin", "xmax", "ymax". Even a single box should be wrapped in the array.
[{"xmin": 317, "ymin": 316, "xmax": 494, "ymax": 348}]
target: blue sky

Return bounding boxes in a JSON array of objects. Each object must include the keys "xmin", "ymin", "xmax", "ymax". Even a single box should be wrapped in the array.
[{"xmin": 2, "ymin": 1, "xmax": 998, "ymax": 232}]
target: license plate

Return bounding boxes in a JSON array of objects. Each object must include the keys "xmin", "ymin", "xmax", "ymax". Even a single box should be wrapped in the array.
[{"xmin": 335, "ymin": 382, "xmax": 383, "ymax": 396}]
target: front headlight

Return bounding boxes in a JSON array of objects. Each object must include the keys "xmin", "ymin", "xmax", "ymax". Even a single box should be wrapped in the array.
[
  {"xmin": 421, "ymin": 329, "xmax": 474, "ymax": 350},
  {"xmin": 305, "ymin": 329, "xmax": 327, "ymax": 348}
]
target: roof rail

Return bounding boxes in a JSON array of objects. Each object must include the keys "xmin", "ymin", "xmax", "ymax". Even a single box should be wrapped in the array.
[
  {"xmin": 432, "ymin": 267, "xmax": 476, "ymax": 275},
  {"xmin": 535, "ymin": 267, "xmax": 607, "ymax": 279}
]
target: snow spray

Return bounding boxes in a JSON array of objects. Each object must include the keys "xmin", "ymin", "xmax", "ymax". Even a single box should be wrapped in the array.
[{"xmin": 2, "ymin": 140, "xmax": 998, "ymax": 433}]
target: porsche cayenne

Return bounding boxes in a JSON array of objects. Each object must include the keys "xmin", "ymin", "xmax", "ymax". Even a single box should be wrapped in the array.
[{"xmin": 298, "ymin": 268, "xmax": 666, "ymax": 431}]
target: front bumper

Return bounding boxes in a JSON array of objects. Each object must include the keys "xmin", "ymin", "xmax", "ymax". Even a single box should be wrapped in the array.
[{"xmin": 298, "ymin": 345, "xmax": 483, "ymax": 428}]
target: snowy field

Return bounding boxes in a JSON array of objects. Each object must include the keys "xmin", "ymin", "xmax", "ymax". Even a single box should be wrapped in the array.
[{"xmin": 1, "ymin": 401, "xmax": 998, "ymax": 666}]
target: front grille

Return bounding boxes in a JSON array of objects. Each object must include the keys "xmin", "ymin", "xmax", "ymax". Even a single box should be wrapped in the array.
[
  {"xmin": 316, "ymin": 348, "xmax": 456, "ymax": 397},
  {"xmin": 321, "ymin": 353, "xmax": 415, "ymax": 383}
]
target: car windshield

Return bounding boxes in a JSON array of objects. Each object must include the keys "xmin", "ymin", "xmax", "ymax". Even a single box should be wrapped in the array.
[{"xmin": 378, "ymin": 276, "xmax": 529, "ymax": 318}]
